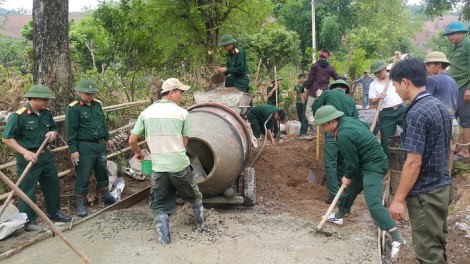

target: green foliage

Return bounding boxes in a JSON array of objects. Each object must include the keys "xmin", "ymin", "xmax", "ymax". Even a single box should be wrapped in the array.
[
  {"xmin": 421, "ymin": 0, "xmax": 470, "ymax": 21},
  {"xmin": 452, "ymin": 161, "xmax": 470, "ymax": 176},
  {"xmin": 0, "ymin": 37, "xmax": 29, "ymax": 66},
  {"xmin": 240, "ymin": 28, "xmax": 302, "ymax": 74},
  {"xmin": 319, "ymin": 16, "xmax": 342, "ymax": 51},
  {"xmin": 410, "ymin": 50, "xmax": 428, "ymax": 60}
]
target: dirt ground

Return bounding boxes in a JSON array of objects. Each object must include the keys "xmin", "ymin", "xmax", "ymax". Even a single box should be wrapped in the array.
[{"xmin": 2, "ymin": 134, "xmax": 470, "ymax": 263}]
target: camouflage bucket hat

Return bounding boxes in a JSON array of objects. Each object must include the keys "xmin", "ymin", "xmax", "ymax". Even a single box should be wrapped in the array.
[
  {"xmin": 313, "ymin": 105, "xmax": 344, "ymax": 126},
  {"xmin": 370, "ymin": 60, "xmax": 388, "ymax": 74},
  {"xmin": 330, "ymin": 79, "xmax": 350, "ymax": 94},
  {"xmin": 23, "ymin": 85, "xmax": 56, "ymax": 99},
  {"xmin": 74, "ymin": 79, "xmax": 99, "ymax": 93},
  {"xmin": 218, "ymin": 34, "xmax": 237, "ymax": 46}
]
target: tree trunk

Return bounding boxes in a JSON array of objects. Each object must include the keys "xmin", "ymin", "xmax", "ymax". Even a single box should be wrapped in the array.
[{"xmin": 33, "ymin": 0, "xmax": 74, "ymax": 116}]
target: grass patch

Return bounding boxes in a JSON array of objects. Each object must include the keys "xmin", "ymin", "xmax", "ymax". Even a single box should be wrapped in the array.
[{"xmin": 452, "ymin": 161, "xmax": 470, "ymax": 176}]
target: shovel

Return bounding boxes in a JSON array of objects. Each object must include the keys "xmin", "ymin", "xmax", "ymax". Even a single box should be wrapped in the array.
[
  {"xmin": 307, "ymin": 125, "xmax": 322, "ymax": 184},
  {"xmin": 315, "ymin": 183, "xmax": 346, "ymax": 236},
  {"xmin": 0, "ymin": 135, "xmax": 50, "ymax": 217}
]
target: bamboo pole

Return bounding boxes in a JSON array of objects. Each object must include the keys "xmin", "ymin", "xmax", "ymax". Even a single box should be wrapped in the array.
[{"xmin": 0, "ymin": 171, "xmax": 92, "ymax": 264}]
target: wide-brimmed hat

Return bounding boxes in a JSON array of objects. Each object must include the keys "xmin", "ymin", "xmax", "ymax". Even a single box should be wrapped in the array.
[
  {"xmin": 370, "ymin": 60, "xmax": 388, "ymax": 74},
  {"xmin": 313, "ymin": 105, "xmax": 344, "ymax": 125},
  {"xmin": 271, "ymin": 76, "xmax": 283, "ymax": 83},
  {"xmin": 330, "ymin": 80, "xmax": 350, "ymax": 94},
  {"xmin": 23, "ymin": 85, "xmax": 56, "ymax": 99},
  {"xmin": 442, "ymin": 21, "xmax": 468, "ymax": 36},
  {"xmin": 218, "ymin": 34, "xmax": 237, "ymax": 46},
  {"xmin": 424, "ymin": 51, "xmax": 451, "ymax": 64},
  {"xmin": 161, "ymin": 78, "xmax": 190, "ymax": 93},
  {"xmin": 74, "ymin": 79, "xmax": 99, "ymax": 93}
]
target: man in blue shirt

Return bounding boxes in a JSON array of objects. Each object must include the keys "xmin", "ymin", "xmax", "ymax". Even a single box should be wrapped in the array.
[
  {"xmin": 424, "ymin": 51, "xmax": 459, "ymax": 175},
  {"xmin": 389, "ymin": 59, "xmax": 453, "ymax": 263},
  {"xmin": 350, "ymin": 70, "xmax": 375, "ymax": 110}
]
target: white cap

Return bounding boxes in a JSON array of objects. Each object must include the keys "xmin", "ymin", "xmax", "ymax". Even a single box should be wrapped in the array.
[{"xmin": 161, "ymin": 78, "xmax": 190, "ymax": 93}]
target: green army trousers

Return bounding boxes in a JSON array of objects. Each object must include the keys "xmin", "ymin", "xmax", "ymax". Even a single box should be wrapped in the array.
[
  {"xmin": 406, "ymin": 185, "xmax": 453, "ymax": 264},
  {"xmin": 16, "ymin": 150, "xmax": 60, "ymax": 222},
  {"xmin": 299, "ymin": 95, "xmax": 310, "ymax": 136},
  {"xmin": 324, "ymin": 132, "xmax": 346, "ymax": 199},
  {"xmin": 338, "ymin": 170, "xmax": 396, "ymax": 231},
  {"xmin": 150, "ymin": 166, "xmax": 203, "ymax": 216},
  {"xmin": 226, "ymin": 75, "xmax": 250, "ymax": 93},
  {"xmin": 378, "ymin": 106, "xmax": 406, "ymax": 156},
  {"xmin": 74, "ymin": 141, "xmax": 109, "ymax": 195}
]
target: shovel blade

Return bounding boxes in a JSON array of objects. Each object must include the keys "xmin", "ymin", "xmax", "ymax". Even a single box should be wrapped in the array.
[{"xmin": 307, "ymin": 169, "xmax": 315, "ymax": 183}]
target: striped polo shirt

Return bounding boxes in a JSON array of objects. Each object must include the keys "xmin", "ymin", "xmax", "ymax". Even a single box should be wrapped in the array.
[{"xmin": 132, "ymin": 100, "xmax": 192, "ymax": 173}]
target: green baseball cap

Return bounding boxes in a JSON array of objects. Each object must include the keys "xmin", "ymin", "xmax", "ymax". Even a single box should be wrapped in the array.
[
  {"xmin": 271, "ymin": 76, "xmax": 283, "ymax": 83},
  {"xmin": 23, "ymin": 85, "xmax": 56, "ymax": 99},
  {"xmin": 330, "ymin": 79, "xmax": 350, "ymax": 94},
  {"xmin": 74, "ymin": 79, "xmax": 99, "ymax": 93},
  {"xmin": 218, "ymin": 34, "xmax": 237, "ymax": 46},
  {"xmin": 370, "ymin": 60, "xmax": 388, "ymax": 74},
  {"xmin": 313, "ymin": 105, "xmax": 344, "ymax": 125}
]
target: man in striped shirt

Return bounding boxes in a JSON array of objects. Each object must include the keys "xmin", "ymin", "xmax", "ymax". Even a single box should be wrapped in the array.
[{"xmin": 129, "ymin": 78, "xmax": 204, "ymax": 245}]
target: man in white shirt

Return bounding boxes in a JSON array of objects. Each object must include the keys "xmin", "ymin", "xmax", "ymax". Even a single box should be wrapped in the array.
[{"xmin": 369, "ymin": 60, "xmax": 407, "ymax": 156}]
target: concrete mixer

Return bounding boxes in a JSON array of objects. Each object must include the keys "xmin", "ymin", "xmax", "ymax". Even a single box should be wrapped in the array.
[{"xmin": 184, "ymin": 90, "xmax": 256, "ymax": 206}]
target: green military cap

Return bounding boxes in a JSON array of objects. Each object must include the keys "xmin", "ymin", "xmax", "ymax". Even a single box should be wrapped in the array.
[
  {"xmin": 271, "ymin": 76, "xmax": 283, "ymax": 83},
  {"xmin": 330, "ymin": 79, "xmax": 350, "ymax": 94},
  {"xmin": 313, "ymin": 105, "xmax": 344, "ymax": 125},
  {"xmin": 442, "ymin": 21, "xmax": 468, "ymax": 36},
  {"xmin": 370, "ymin": 60, "xmax": 388, "ymax": 74},
  {"xmin": 74, "ymin": 79, "xmax": 99, "ymax": 93},
  {"xmin": 218, "ymin": 34, "xmax": 237, "ymax": 46},
  {"xmin": 23, "ymin": 85, "xmax": 56, "ymax": 99}
]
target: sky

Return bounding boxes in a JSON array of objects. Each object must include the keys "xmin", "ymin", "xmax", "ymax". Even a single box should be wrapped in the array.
[
  {"xmin": 0, "ymin": 0, "xmax": 99, "ymax": 12},
  {"xmin": 1, "ymin": 0, "xmax": 423, "ymax": 12}
]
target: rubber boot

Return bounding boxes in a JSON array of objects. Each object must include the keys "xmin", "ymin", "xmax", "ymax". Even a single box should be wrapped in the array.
[
  {"xmin": 155, "ymin": 214, "xmax": 171, "ymax": 245},
  {"xmin": 309, "ymin": 124, "xmax": 316, "ymax": 136},
  {"xmin": 190, "ymin": 201, "xmax": 206, "ymax": 233}
]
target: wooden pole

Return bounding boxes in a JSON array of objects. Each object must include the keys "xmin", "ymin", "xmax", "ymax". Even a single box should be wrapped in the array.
[
  {"xmin": 0, "ymin": 136, "xmax": 50, "ymax": 217},
  {"xmin": 254, "ymin": 58, "xmax": 262, "ymax": 87},
  {"xmin": 369, "ymin": 56, "xmax": 398, "ymax": 133},
  {"xmin": 344, "ymin": 44, "xmax": 355, "ymax": 78},
  {"xmin": 0, "ymin": 171, "xmax": 92, "ymax": 264}
]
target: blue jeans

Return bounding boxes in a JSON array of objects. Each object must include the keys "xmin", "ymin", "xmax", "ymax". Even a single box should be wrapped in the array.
[{"xmin": 363, "ymin": 93, "xmax": 370, "ymax": 110}]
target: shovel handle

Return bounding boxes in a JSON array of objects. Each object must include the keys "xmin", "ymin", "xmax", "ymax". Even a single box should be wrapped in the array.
[
  {"xmin": 0, "ymin": 135, "xmax": 50, "ymax": 217},
  {"xmin": 317, "ymin": 184, "xmax": 346, "ymax": 230},
  {"xmin": 316, "ymin": 125, "xmax": 320, "ymax": 159}
]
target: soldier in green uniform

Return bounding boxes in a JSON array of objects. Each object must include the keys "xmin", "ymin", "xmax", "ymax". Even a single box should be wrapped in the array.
[
  {"xmin": 311, "ymin": 80, "xmax": 358, "ymax": 204},
  {"xmin": 248, "ymin": 104, "xmax": 286, "ymax": 146},
  {"xmin": 313, "ymin": 105, "xmax": 404, "ymax": 257},
  {"xmin": 65, "ymin": 79, "xmax": 116, "ymax": 217},
  {"xmin": 267, "ymin": 76, "xmax": 282, "ymax": 105},
  {"xmin": 216, "ymin": 34, "xmax": 250, "ymax": 93},
  {"xmin": 2, "ymin": 85, "xmax": 71, "ymax": 231}
]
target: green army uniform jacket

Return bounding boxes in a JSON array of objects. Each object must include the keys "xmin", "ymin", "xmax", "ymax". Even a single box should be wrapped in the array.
[
  {"xmin": 294, "ymin": 84, "xmax": 305, "ymax": 104},
  {"xmin": 448, "ymin": 37, "xmax": 470, "ymax": 89},
  {"xmin": 336, "ymin": 117, "xmax": 388, "ymax": 179},
  {"xmin": 249, "ymin": 104, "xmax": 279, "ymax": 134},
  {"xmin": 65, "ymin": 98, "xmax": 111, "ymax": 153},
  {"xmin": 266, "ymin": 85, "xmax": 281, "ymax": 105},
  {"xmin": 225, "ymin": 45, "xmax": 249, "ymax": 79},
  {"xmin": 311, "ymin": 89, "xmax": 359, "ymax": 119},
  {"xmin": 2, "ymin": 104, "xmax": 58, "ymax": 149}
]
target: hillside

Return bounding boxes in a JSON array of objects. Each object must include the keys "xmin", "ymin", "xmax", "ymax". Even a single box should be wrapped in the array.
[{"xmin": 0, "ymin": 12, "xmax": 85, "ymax": 38}]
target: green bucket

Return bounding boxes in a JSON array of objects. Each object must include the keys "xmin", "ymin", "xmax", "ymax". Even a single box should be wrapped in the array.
[{"xmin": 141, "ymin": 160, "xmax": 152, "ymax": 177}]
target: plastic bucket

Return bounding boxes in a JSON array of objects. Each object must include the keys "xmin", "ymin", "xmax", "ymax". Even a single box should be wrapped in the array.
[{"xmin": 141, "ymin": 160, "xmax": 152, "ymax": 177}]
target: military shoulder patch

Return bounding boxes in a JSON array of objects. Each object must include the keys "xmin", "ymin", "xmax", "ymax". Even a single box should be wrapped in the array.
[
  {"xmin": 93, "ymin": 99, "xmax": 102, "ymax": 104},
  {"xmin": 16, "ymin": 107, "xmax": 27, "ymax": 115},
  {"xmin": 234, "ymin": 48, "xmax": 239, "ymax": 53},
  {"xmin": 69, "ymin": 101, "xmax": 79, "ymax": 107}
]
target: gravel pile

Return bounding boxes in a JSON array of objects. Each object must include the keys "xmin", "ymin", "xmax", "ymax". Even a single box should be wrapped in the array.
[{"xmin": 359, "ymin": 109, "xmax": 403, "ymax": 135}]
